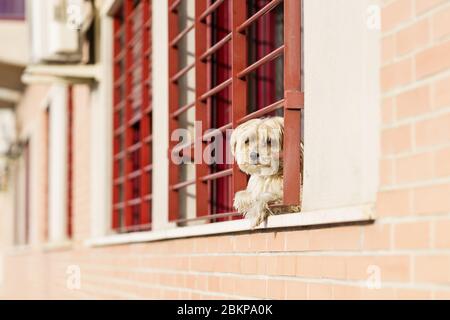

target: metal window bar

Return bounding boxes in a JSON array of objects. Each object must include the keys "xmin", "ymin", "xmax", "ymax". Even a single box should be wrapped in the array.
[
  {"xmin": 168, "ymin": 0, "xmax": 198, "ymax": 222},
  {"xmin": 195, "ymin": 0, "xmax": 235, "ymax": 221}
]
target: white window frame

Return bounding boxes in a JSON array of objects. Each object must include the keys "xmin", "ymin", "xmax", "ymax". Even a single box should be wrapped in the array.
[
  {"xmin": 46, "ymin": 84, "xmax": 72, "ymax": 245},
  {"xmin": 87, "ymin": 0, "xmax": 378, "ymax": 247},
  {"xmin": 6, "ymin": 84, "xmax": 76, "ymax": 251}
]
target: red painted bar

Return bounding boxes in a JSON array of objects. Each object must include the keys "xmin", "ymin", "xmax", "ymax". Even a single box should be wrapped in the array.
[
  {"xmin": 195, "ymin": 0, "xmax": 211, "ymax": 218},
  {"xmin": 171, "ymin": 141, "xmax": 194, "ymax": 158},
  {"xmin": 199, "ymin": 0, "xmax": 226, "ymax": 21},
  {"xmin": 67, "ymin": 86, "xmax": 73, "ymax": 238},
  {"xmin": 238, "ymin": 99, "xmax": 284, "ymax": 124},
  {"xmin": 283, "ymin": 0, "xmax": 303, "ymax": 206},
  {"xmin": 168, "ymin": 0, "xmax": 181, "ymax": 221},
  {"xmin": 170, "ymin": 101, "xmax": 196, "ymax": 119},
  {"xmin": 123, "ymin": 0, "xmax": 133, "ymax": 228},
  {"xmin": 170, "ymin": 23, "xmax": 195, "ymax": 47},
  {"xmin": 112, "ymin": 4, "xmax": 123, "ymax": 230},
  {"xmin": 170, "ymin": 62, "xmax": 195, "ymax": 83},
  {"xmin": 237, "ymin": 0, "xmax": 282, "ymax": 33},
  {"xmin": 199, "ymin": 33, "xmax": 231, "ymax": 61},
  {"xmin": 199, "ymin": 78, "xmax": 232, "ymax": 102},
  {"xmin": 169, "ymin": 0, "xmax": 181, "ymax": 12},
  {"xmin": 231, "ymin": 0, "xmax": 249, "ymax": 200},
  {"xmin": 171, "ymin": 179, "xmax": 196, "ymax": 191},
  {"xmin": 201, "ymin": 169, "xmax": 233, "ymax": 182},
  {"xmin": 237, "ymin": 45, "xmax": 284, "ymax": 79},
  {"xmin": 202, "ymin": 123, "xmax": 232, "ymax": 142}
]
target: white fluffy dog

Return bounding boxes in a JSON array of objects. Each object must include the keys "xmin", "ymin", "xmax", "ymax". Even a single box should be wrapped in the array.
[{"xmin": 230, "ymin": 117, "xmax": 302, "ymax": 227}]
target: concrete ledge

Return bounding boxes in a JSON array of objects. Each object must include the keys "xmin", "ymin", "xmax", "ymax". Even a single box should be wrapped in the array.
[
  {"xmin": 42, "ymin": 241, "xmax": 73, "ymax": 253},
  {"xmin": 85, "ymin": 204, "xmax": 375, "ymax": 247}
]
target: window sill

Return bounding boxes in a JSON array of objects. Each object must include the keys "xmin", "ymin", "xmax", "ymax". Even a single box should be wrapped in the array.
[
  {"xmin": 5, "ymin": 245, "xmax": 33, "ymax": 255},
  {"xmin": 86, "ymin": 204, "xmax": 375, "ymax": 247},
  {"xmin": 42, "ymin": 240, "xmax": 73, "ymax": 252}
]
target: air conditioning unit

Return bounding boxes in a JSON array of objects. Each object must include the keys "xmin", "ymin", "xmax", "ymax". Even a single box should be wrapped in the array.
[{"xmin": 29, "ymin": 0, "xmax": 92, "ymax": 64}]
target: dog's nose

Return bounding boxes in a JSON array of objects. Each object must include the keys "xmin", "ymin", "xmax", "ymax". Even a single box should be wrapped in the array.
[{"xmin": 250, "ymin": 151, "xmax": 259, "ymax": 161}]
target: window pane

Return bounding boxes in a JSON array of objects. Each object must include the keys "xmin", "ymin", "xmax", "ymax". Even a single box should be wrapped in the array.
[{"xmin": 247, "ymin": 0, "xmax": 284, "ymax": 113}]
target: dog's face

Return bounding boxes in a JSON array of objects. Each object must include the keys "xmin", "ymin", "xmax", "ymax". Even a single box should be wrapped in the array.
[{"xmin": 230, "ymin": 117, "xmax": 284, "ymax": 176}]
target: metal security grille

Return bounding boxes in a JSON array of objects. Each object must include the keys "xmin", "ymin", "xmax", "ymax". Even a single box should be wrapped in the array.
[
  {"xmin": 112, "ymin": 0, "xmax": 153, "ymax": 233},
  {"xmin": 168, "ymin": 0, "xmax": 302, "ymax": 224}
]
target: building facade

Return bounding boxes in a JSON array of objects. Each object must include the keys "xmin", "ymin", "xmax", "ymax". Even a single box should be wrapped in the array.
[{"xmin": 0, "ymin": 0, "xmax": 450, "ymax": 299}]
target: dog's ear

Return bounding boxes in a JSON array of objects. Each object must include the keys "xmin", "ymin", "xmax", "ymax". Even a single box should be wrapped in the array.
[
  {"xmin": 263, "ymin": 117, "xmax": 284, "ymax": 147},
  {"xmin": 271, "ymin": 116, "xmax": 284, "ymax": 133},
  {"xmin": 230, "ymin": 119, "xmax": 261, "ymax": 156},
  {"xmin": 230, "ymin": 126, "xmax": 239, "ymax": 156}
]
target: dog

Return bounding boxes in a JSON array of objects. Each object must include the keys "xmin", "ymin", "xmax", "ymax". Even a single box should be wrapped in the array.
[{"xmin": 230, "ymin": 116, "xmax": 303, "ymax": 227}]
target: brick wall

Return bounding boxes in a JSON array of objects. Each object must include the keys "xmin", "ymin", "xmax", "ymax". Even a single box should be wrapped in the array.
[
  {"xmin": 376, "ymin": 0, "xmax": 450, "ymax": 298},
  {"xmin": 1, "ymin": 0, "xmax": 450, "ymax": 300}
]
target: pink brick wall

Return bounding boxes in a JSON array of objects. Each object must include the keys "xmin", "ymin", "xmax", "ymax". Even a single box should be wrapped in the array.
[{"xmin": 1, "ymin": 0, "xmax": 450, "ymax": 300}]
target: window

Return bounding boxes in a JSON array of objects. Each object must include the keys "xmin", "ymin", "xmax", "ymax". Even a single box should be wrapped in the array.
[
  {"xmin": 168, "ymin": 0, "xmax": 302, "ymax": 225},
  {"xmin": 0, "ymin": 0, "xmax": 25, "ymax": 20},
  {"xmin": 67, "ymin": 86, "xmax": 74, "ymax": 238},
  {"xmin": 44, "ymin": 108, "xmax": 49, "ymax": 241},
  {"xmin": 89, "ymin": 0, "xmax": 380, "ymax": 246},
  {"xmin": 14, "ymin": 140, "xmax": 30, "ymax": 245},
  {"xmin": 168, "ymin": 0, "xmax": 197, "ymax": 223},
  {"xmin": 89, "ymin": 0, "xmax": 378, "ymax": 246},
  {"xmin": 112, "ymin": 0, "xmax": 152, "ymax": 233},
  {"xmin": 46, "ymin": 85, "xmax": 74, "ymax": 243}
]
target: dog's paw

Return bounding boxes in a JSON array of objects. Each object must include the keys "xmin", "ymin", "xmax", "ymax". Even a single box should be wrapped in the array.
[
  {"xmin": 233, "ymin": 190, "xmax": 253, "ymax": 216},
  {"xmin": 250, "ymin": 200, "xmax": 274, "ymax": 228}
]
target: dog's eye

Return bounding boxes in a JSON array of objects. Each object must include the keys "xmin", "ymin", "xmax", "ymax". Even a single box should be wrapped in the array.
[{"xmin": 245, "ymin": 138, "xmax": 249, "ymax": 145}]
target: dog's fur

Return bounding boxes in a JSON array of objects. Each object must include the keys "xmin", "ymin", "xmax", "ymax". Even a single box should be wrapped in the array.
[{"xmin": 230, "ymin": 117, "xmax": 302, "ymax": 227}]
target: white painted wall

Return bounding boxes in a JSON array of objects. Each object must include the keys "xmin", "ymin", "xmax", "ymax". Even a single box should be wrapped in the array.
[
  {"xmin": 0, "ymin": 20, "xmax": 29, "ymax": 66},
  {"xmin": 302, "ymin": 0, "xmax": 380, "ymax": 211},
  {"xmin": 0, "ymin": 253, "xmax": 3, "ymax": 287},
  {"xmin": 48, "ymin": 85, "xmax": 69, "ymax": 242},
  {"xmin": 90, "ymin": 3, "xmax": 113, "ymax": 237},
  {"xmin": 0, "ymin": 161, "xmax": 15, "ymax": 248},
  {"xmin": 176, "ymin": 0, "xmax": 197, "ymax": 222},
  {"xmin": 151, "ymin": 0, "xmax": 170, "ymax": 229}
]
